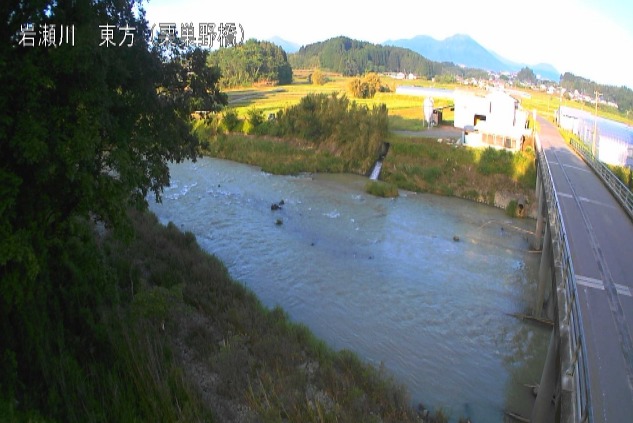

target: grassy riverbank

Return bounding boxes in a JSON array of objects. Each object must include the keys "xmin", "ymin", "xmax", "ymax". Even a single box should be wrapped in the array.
[
  {"xmin": 4, "ymin": 209, "xmax": 466, "ymax": 422},
  {"xmin": 200, "ymin": 131, "xmax": 537, "ymax": 216},
  {"xmin": 381, "ymin": 135, "xmax": 536, "ymax": 209},
  {"xmin": 105, "ymin": 211, "xmax": 427, "ymax": 422}
]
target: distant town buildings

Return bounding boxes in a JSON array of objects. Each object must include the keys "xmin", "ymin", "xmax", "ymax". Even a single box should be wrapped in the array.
[{"xmin": 386, "ymin": 72, "xmax": 417, "ymax": 80}]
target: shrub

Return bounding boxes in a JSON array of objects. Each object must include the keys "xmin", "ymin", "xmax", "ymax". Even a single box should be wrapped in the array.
[
  {"xmin": 221, "ymin": 109, "xmax": 241, "ymax": 132},
  {"xmin": 243, "ymin": 107, "xmax": 265, "ymax": 134},
  {"xmin": 270, "ymin": 93, "xmax": 388, "ymax": 174},
  {"xmin": 477, "ymin": 147, "xmax": 513, "ymax": 176},
  {"xmin": 347, "ymin": 73, "xmax": 384, "ymax": 99},
  {"xmin": 607, "ymin": 163, "xmax": 633, "ymax": 190},
  {"xmin": 347, "ymin": 77, "xmax": 367, "ymax": 99},
  {"xmin": 422, "ymin": 166, "xmax": 442, "ymax": 183},
  {"xmin": 365, "ymin": 180, "xmax": 399, "ymax": 198},
  {"xmin": 506, "ymin": 199, "xmax": 518, "ymax": 217},
  {"xmin": 310, "ymin": 69, "xmax": 327, "ymax": 85}
]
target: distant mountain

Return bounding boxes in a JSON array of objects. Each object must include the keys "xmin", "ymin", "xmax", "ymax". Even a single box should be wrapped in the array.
[
  {"xmin": 288, "ymin": 36, "xmax": 488, "ymax": 79},
  {"xmin": 531, "ymin": 63, "xmax": 560, "ymax": 83},
  {"xmin": 268, "ymin": 36, "xmax": 300, "ymax": 54},
  {"xmin": 385, "ymin": 34, "xmax": 560, "ymax": 82},
  {"xmin": 385, "ymin": 34, "xmax": 508, "ymax": 72}
]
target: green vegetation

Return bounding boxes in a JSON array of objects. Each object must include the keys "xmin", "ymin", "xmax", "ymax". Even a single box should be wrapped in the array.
[
  {"xmin": 517, "ymin": 66, "xmax": 538, "ymax": 85},
  {"xmin": 2, "ymin": 205, "xmax": 450, "ymax": 422},
  {"xmin": 1, "ymin": 0, "xmax": 230, "ymax": 419},
  {"xmin": 200, "ymin": 92, "xmax": 389, "ymax": 175},
  {"xmin": 380, "ymin": 138, "xmax": 536, "ymax": 205},
  {"xmin": 222, "ymin": 73, "xmax": 459, "ymax": 134},
  {"xmin": 347, "ymin": 72, "xmax": 388, "ymax": 99},
  {"xmin": 365, "ymin": 180, "xmax": 400, "ymax": 198},
  {"xmin": 203, "ymin": 134, "xmax": 350, "ymax": 174},
  {"xmin": 561, "ymin": 72, "xmax": 633, "ymax": 117},
  {"xmin": 288, "ymin": 36, "xmax": 484, "ymax": 80},
  {"xmin": 208, "ymin": 39, "xmax": 293, "ymax": 88},
  {"xmin": 506, "ymin": 200, "xmax": 519, "ymax": 217},
  {"xmin": 309, "ymin": 68, "xmax": 327, "ymax": 85},
  {"xmin": 607, "ymin": 164, "xmax": 633, "ymax": 190},
  {"xmin": 103, "ymin": 210, "xmax": 429, "ymax": 423}
]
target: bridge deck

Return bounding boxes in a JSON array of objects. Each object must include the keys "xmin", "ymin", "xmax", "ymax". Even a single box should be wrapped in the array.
[{"xmin": 539, "ymin": 117, "xmax": 633, "ymax": 422}]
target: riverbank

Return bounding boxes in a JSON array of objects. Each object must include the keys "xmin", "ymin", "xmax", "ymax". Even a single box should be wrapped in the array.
[
  {"xmin": 103, "ymin": 210, "xmax": 461, "ymax": 423},
  {"xmin": 200, "ymin": 131, "xmax": 538, "ymax": 218}
]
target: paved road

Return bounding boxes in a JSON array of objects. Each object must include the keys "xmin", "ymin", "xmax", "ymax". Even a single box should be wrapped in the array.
[{"xmin": 539, "ymin": 117, "xmax": 633, "ymax": 422}]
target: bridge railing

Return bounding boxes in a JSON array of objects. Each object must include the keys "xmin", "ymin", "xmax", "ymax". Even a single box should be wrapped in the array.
[
  {"xmin": 536, "ymin": 134, "xmax": 594, "ymax": 423},
  {"xmin": 569, "ymin": 138, "xmax": 633, "ymax": 220}
]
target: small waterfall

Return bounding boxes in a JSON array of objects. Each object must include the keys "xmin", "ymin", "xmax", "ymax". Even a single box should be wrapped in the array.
[
  {"xmin": 369, "ymin": 160, "xmax": 383, "ymax": 180},
  {"xmin": 369, "ymin": 142, "xmax": 390, "ymax": 181}
]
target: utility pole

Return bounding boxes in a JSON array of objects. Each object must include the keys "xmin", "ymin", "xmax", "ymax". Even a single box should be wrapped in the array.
[{"xmin": 592, "ymin": 91, "xmax": 600, "ymax": 158}]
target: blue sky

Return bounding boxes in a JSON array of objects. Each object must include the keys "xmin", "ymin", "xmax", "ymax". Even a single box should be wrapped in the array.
[{"xmin": 144, "ymin": 0, "xmax": 633, "ymax": 88}]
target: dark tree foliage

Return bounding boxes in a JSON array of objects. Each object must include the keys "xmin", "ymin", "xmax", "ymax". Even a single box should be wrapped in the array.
[
  {"xmin": 288, "ymin": 36, "xmax": 487, "ymax": 80},
  {"xmin": 265, "ymin": 93, "xmax": 388, "ymax": 173},
  {"xmin": 560, "ymin": 72, "xmax": 633, "ymax": 114},
  {"xmin": 517, "ymin": 66, "xmax": 537, "ymax": 84},
  {"xmin": 0, "ymin": 0, "xmax": 226, "ymax": 417},
  {"xmin": 207, "ymin": 38, "xmax": 293, "ymax": 87}
]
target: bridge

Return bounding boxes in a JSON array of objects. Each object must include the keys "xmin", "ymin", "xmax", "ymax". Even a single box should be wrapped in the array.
[{"xmin": 529, "ymin": 116, "xmax": 633, "ymax": 422}]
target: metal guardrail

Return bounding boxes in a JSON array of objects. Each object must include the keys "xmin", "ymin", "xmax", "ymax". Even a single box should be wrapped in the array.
[
  {"xmin": 535, "ymin": 134, "xmax": 594, "ymax": 423},
  {"xmin": 569, "ymin": 138, "xmax": 633, "ymax": 221}
]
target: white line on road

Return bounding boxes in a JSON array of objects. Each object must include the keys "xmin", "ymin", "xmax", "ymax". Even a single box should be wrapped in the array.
[
  {"xmin": 616, "ymin": 284, "xmax": 633, "ymax": 297},
  {"xmin": 578, "ymin": 196, "xmax": 618, "ymax": 210},
  {"xmin": 556, "ymin": 192, "xmax": 617, "ymax": 209},
  {"xmin": 562, "ymin": 163, "xmax": 591, "ymax": 173},
  {"xmin": 575, "ymin": 275, "xmax": 633, "ymax": 297},
  {"xmin": 576, "ymin": 274, "xmax": 604, "ymax": 290}
]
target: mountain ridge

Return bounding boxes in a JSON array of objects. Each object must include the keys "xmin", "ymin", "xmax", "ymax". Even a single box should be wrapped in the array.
[
  {"xmin": 268, "ymin": 36, "xmax": 300, "ymax": 54},
  {"xmin": 287, "ymin": 35, "xmax": 488, "ymax": 80},
  {"xmin": 384, "ymin": 34, "xmax": 560, "ymax": 81}
]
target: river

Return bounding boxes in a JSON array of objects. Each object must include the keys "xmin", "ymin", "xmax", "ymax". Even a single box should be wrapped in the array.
[{"xmin": 148, "ymin": 156, "xmax": 550, "ymax": 422}]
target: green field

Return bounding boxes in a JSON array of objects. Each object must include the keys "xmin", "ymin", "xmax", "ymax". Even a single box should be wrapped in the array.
[{"xmin": 225, "ymin": 70, "xmax": 458, "ymax": 132}]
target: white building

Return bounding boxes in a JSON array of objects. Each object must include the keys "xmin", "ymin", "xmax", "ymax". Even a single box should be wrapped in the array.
[{"xmin": 454, "ymin": 90, "xmax": 530, "ymax": 151}]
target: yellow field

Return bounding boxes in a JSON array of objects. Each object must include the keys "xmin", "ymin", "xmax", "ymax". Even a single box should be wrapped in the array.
[{"xmin": 225, "ymin": 71, "xmax": 457, "ymax": 131}]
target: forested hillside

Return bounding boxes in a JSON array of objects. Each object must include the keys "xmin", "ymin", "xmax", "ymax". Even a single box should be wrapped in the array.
[
  {"xmin": 289, "ymin": 36, "xmax": 488, "ymax": 80},
  {"xmin": 207, "ymin": 39, "xmax": 293, "ymax": 87},
  {"xmin": 561, "ymin": 72, "xmax": 633, "ymax": 114}
]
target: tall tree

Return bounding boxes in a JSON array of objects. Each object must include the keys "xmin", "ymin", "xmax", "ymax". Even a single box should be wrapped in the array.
[
  {"xmin": 207, "ymin": 39, "xmax": 293, "ymax": 87},
  {"xmin": 0, "ymin": 0, "xmax": 226, "ymax": 414},
  {"xmin": 517, "ymin": 66, "xmax": 537, "ymax": 84}
]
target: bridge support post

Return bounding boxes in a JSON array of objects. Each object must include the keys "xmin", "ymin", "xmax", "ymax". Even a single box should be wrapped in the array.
[
  {"xmin": 535, "ymin": 223, "xmax": 553, "ymax": 317},
  {"xmin": 531, "ymin": 329, "xmax": 560, "ymax": 423},
  {"xmin": 532, "ymin": 174, "xmax": 546, "ymax": 250}
]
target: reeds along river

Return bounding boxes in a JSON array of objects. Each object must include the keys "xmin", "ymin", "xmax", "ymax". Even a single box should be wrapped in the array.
[{"xmin": 149, "ymin": 156, "xmax": 550, "ymax": 422}]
